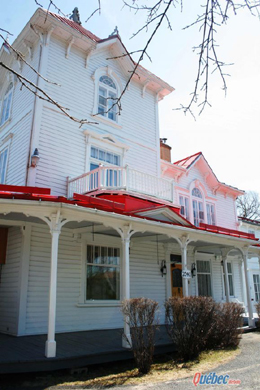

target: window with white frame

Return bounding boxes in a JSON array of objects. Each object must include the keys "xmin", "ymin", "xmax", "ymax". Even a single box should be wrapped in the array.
[
  {"xmin": 0, "ymin": 147, "xmax": 8, "ymax": 184},
  {"xmin": 206, "ymin": 203, "xmax": 216, "ymax": 225},
  {"xmin": 192, "ymin": 188, "xmax": 204, "ymax": 227},
  {"xmin": 179, "ymin": 195, "xmax": 189, "ymax": 220},
  {"xmin": 223, "ymin": 262, "xmax": 234, "ymax": 296},
  {"xmin": 197, "ymin": 260, "xmax": 212, "ymax": 296},
  {"xmin": 0, "ymin": 83, "xmax": 13, "ymax": 126},
  {"xmin": 98, "ymin": 76, "xmax": 117, "ymax": 121},
  {"xmin": 89, "ymin": 146, "xmax": 122, "ymax": 188},
  {"xmin": 86, "ymin": 244, "xmax": 120, "ymax": 300},
  {"xmin": 253, "ymin": 274, "xmax": 260, "ymax": 302}
]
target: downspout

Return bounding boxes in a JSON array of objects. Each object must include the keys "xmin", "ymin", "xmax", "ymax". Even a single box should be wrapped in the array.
[{"xmin": 26, "ymin": 42, "xmax": 43, "ymax": 186}]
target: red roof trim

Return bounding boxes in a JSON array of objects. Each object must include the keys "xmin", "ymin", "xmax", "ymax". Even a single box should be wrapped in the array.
[
  {"xmin": 0, "ymin": 184, "xmax": 51, "ymax": 195},
  {"xmin": 199, "ymin": 223, "xmax": 257, "ymax": 241}
]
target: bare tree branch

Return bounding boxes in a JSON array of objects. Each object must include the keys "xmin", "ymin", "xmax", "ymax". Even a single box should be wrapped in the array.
[
  {"xmin": 0, "ymin": 62, "xmax": 97, "ymax": 126},
  {"xmin": 237, "ymin": 191, "xmax": 260, "ymax": 220}
]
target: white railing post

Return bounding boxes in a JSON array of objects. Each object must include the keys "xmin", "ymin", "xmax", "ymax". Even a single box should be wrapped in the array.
[{"xmin": 125, "ymin": 165, "xmax": 129, "ymax": 191}]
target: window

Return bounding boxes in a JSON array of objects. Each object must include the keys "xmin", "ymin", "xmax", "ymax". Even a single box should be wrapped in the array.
[
  {"xmin": 86, "ymin": 244, "xmax": 120, "ymax": 300},
  {"xmin": 90, "ymin": 146, "xmax": 120, "ymax": 166},
  {"xmin": 253, "ymin": 274, "xmax": 260, "ymax": 302},
  {"xmin": 0, "ymin": 148, "xmax": 8, "ymax": 184},
  {"xmin": 179, "ymin": 195, "xmax": 189, "ymax": 220},
  {"xmin": 197, "ymin": 260, "xmax": 212, "ymax": 296},
  {"xmin": 223, "ymin": 262, "xmax": 234, "ymax": 296},
  {"xmin": 98, "ymin": 76, "xmax": 117, "ymax": 121},
  {"xmin": 206, "ymin": 203, "xmax": 216, "ymax": 225},
  {"xmin": 1, "ymin": 83, "xmax": 13, "ymax": 126},
  {"xmin": 192, "ymin": 188, "xmax": 204, "ymax": 227}
]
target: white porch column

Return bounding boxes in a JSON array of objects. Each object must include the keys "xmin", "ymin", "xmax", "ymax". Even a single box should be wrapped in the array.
[
  {"xmin": 242, "ymin": 248, "xmax": 255, "ymax": 328},
  {"xmin": 223, "ymin": 257, "xmax": 230, "ymax": 303},
  {"xmin": 45, "ymin": 213, "xmax": 63, "ymax": 358},
  {"xmin": 180, "ymin": 236, "xmax": 190, "ymax": 297},
  {"xmin": 240, "ymin": 260, "xmax": 247, "ymax": 309},
  {"xmin": 119, "ymin": 225, "xmax": 135, "ymax": 348}
]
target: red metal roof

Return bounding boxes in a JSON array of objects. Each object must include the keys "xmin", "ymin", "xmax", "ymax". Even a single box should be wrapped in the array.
[
  {"xmin": 49, "ymin": 12, "xmax": 101, "ymax": 42},
  {"xmin": 0, "ymin": 185, "xmax": 257, "ymax": 242},
  {"xmin": 174, "ymin": 152, "xmax": 202, "ymax": 169}
]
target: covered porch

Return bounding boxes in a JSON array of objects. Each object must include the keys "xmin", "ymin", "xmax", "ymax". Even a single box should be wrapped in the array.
[{"xmin": 0, "ymin": 185, "xmax": 259, "ymax": 372}]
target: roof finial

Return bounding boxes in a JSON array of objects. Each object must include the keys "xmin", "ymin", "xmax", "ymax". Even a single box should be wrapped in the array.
[
  {"xmin": 69, "ymin": 7, "xmax": 82, "ymax": 25},
  {"xmin": 109, "ymin": 26, "xmax": 119, "ymax": 37}
]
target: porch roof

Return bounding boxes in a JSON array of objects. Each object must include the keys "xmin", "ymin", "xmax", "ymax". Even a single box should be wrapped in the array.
[{"xmin": 0, "ymin": 184, "xmax": 258, "ymax": 243}]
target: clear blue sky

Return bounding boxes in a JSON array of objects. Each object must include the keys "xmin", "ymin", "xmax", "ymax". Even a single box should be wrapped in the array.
[{"xmin": 1, "ymin": 0, "xmax": 260, "ymax": 193}]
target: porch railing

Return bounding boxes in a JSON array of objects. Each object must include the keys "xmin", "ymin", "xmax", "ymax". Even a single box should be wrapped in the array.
[{"xmin": 67, "ymin": 165, "xmax": 173, "ymax": 201}]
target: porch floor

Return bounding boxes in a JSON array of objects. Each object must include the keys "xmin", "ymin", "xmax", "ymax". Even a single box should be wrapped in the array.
[{"xmin": 0, "ymin": 326, "xmax": 174, "ymax": 374}]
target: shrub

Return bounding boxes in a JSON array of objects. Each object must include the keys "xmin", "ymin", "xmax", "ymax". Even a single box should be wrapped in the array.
[
  {"xmin": 207, "ymin": 302, "xmax": 244, "ymax": 349},
  {"xmin": 255, "ymin": 302, "xmax": 260, "ymax": 329},
  {"xmin": 165, "ymin": 296, "xmax": 216, "ymax": 361},
  {"xmin": 121, "ymin": 297, "xmax": 159, "ymax": 374}
]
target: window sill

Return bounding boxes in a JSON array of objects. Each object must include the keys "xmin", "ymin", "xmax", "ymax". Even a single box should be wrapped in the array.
[
  {"xmin": 92, "ymin": 113, "xmax": 122, "ymax": 130},
  {"xmin": 76, "ymin": 301, "xmax": 121, "ymax": 308},
  {"xmin": 0, "ymin": 118, "xmax": 11, "ymax": 132}
]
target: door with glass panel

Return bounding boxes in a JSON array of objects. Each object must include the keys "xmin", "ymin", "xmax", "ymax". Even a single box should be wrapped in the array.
[
  {"xmin": 196, "ymin": 260, "xmax": 212, "ymax": 296},
  {"xmin": 171, "ymin": 263, "xmax": 183, "ymax": 297}
]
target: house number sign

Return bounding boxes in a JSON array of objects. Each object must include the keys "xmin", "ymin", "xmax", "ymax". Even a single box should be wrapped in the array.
[{"xmin": 182, "ymin": 270, "xmax": 191, "ymax": 279}]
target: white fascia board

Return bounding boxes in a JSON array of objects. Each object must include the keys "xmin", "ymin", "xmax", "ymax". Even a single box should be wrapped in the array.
[{"xmin": 0, "ymin": 198, "xmax": 258, "ymax": 249}]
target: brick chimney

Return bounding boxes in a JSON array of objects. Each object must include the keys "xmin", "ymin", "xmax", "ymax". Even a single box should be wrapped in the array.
[{"xmin": 160, "ymin": 138, "xmax": 171, "ymax": 163}]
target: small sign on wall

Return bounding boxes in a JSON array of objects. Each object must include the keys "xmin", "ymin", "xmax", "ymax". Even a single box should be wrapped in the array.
[{"xmin": 182, "ymin": 269, "xmax": 191, "ymax": 279}]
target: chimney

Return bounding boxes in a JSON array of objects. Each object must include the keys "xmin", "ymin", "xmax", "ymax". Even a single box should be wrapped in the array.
[{"xmin": 160, "ymin": 138, "xmax": 171, "ymax": 163}]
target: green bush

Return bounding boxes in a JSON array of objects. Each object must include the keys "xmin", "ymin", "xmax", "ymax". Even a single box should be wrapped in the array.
[
  {"xmin": 121, "ymin": 298, "xmax": 159, "ymax": 374},
  {"xmin": 165, "ymin": 296, "xmax": 216, "ymax": 361}
]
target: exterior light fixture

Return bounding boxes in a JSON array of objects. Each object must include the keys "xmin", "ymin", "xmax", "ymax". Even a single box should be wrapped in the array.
[
  {"xmin": 160, "ymin": 260, "xmax": 167, "ymax": 277},
  {"xmin": 191, "ymin": 262, "xmax": 196, "ymax": 278},
  {"xmin": 31, "ymin": 148, "xmax": 40, "ymax": 167}
]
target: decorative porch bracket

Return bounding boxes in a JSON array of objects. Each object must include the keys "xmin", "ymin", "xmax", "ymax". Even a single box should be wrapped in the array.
[
  {"xmin": 117, "ymin": 224, "xmax": 136, "ymax": 349},
  {"xmin": 43, "ymin": 211, "xmax": 68, "ymax": 358},
  {"xmin": 241, "ymin": 246, "xmax": 255, "ymax": 328}
]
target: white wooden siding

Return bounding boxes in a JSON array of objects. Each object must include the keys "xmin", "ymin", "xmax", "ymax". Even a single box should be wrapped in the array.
[
  {"xmin": 0, "ymin": 42, "xmax": 40, "ymax": 186},
  {"xmin": 0, "ymin": 227, "xmax": 22, "ymax": 335},
  {"xmin": 130, "ymin": 239, "xmax": 166, "ymax": 322},
  {"xmin": 35, "ymin": 36, "xmax": 159, "ymax": 195}
]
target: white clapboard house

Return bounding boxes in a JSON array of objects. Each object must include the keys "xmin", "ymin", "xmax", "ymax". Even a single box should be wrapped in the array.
[{"xmin": 0, "ymin": 8, "xmax": 259, "ymax": 361}]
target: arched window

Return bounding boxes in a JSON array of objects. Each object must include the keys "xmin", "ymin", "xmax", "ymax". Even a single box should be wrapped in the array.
[
  {"xmin": 1, "ymin": 82, "xmax": 13, "ymax": 126},
  {"xmin": 98, "ymin": 76, "xmax": 117, "ymax": 121},
  {"xmin": 192, "ymin": 187, "xmax": 204, "ymax": 227}
]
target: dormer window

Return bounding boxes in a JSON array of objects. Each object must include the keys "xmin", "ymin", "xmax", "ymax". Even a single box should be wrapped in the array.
[
  {"xmin": 98, "ymin": 76, "xmax": 117, "ymax": 121},
  {"xmin": 1, "ymin": 82, "xmax": 13, "ymax": 126}
]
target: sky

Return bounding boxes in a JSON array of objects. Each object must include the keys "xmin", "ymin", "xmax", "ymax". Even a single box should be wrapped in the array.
[{"xmin": 1, "ymin": 0, "xmax": 260, "ymax": 193}]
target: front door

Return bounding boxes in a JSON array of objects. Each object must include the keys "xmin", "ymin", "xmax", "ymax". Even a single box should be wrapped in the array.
[{"xmin": 171, "ymin": 263, "xmax": 183, "ymax": 297}]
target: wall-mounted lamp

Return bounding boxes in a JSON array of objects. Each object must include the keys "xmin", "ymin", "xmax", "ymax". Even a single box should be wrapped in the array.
[
  {"xmin": 160, "ymin": 260, "xmax": 167, "ymax": 277},
  {"xmin": 191, "ymin": 262, "xmax": 196, "ymax": 278},
  {"xmin": 31, "ymin": 148, "xmax": 40, "ymax": 168}
]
